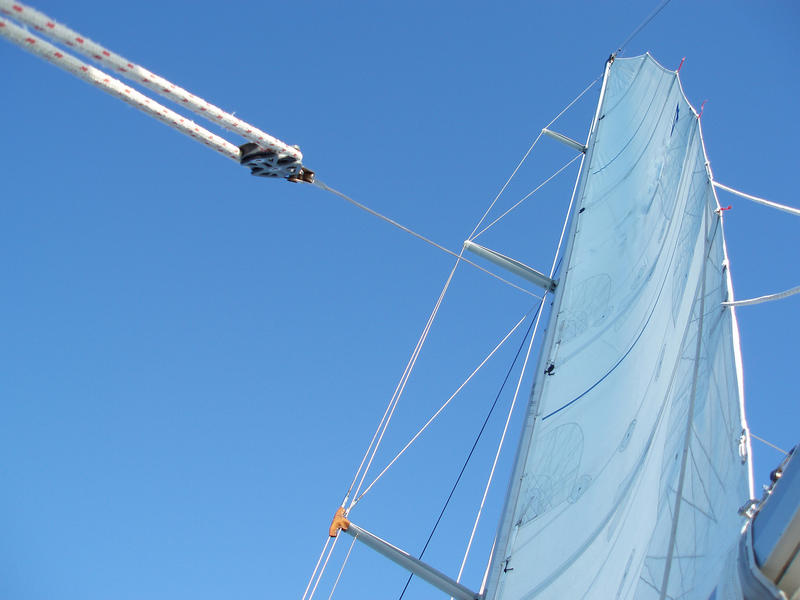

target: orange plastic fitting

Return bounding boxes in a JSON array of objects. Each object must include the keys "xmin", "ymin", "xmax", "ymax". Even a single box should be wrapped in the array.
[{"xmin": 328, "ymin": 507, "xmax": 351, "ymax": 538}]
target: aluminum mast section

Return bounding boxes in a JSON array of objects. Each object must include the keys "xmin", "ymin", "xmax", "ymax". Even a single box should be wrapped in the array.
[{"xmin": 482, "ymin": 57, "xmax": 613, "ymax": 599}]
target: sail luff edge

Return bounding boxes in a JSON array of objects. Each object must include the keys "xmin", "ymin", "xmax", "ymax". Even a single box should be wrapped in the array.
[{"xmin": 482, "ymin": 57, "xmax": 614, "ymax": 600}]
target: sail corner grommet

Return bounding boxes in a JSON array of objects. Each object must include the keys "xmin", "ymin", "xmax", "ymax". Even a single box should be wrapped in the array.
[{"xmin": 328, "ymin": 506, "xmax": 351, "ymax": 538}]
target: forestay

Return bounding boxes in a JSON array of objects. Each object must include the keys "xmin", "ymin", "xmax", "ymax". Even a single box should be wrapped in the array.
[{"xmin": 486, "ymin": 55, "xmax": 752, "ymax": 600}]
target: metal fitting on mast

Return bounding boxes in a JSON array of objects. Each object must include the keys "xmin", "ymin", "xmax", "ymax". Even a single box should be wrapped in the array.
[
  {"xmin": 238, "ymin": 142, "xmax": 315, "ymax": 183},
  {"xmin": 328, "ymin": 507, "xmax": 351, "ymax": 538}
]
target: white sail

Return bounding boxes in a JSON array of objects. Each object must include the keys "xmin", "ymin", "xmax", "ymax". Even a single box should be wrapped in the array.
[{"xmin": 485, "ymin": 54, "xmax": 752, "ymax": 600}]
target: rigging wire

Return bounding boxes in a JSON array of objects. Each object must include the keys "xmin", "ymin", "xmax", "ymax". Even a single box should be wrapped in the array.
[
  {"xmin": 467, "ymin": 75, "xmax": 601, "ymax": 241},
  {"xmin": 468, "ymin": 131, "xmax": 545, "ymax": 240},
  {"xmin": 346, "ymin": 254, "xmax": 464, "ymax": 506},
  {"xmin": 308, "ymin": 249, "xmax": 468, "ymax": 600},
  {"xmin": 304, "ymin": 263, "xmax": 458, "ymax": 599},
  {"xmin": 351, "ymin": 309, "xmax": 534, "ymax": 508},
  {"xmin": 312, "ymin": 180, "xmax": 541, "ymax": 299},
  {"xmin": 713, "ymin": 181, "xmax": 800, "ymax": 217},
  {"xmin": 307, "ymin": 49, "xmax": 603, "ymax": 600},
  {"xmin": 402, "ymin": 141, "xmax": 581, "ymax": 596},
  {"xmin": 479, "ymin": 538, "xmax": 497, "ymax": 594},
  {"xmin": 327, "ymin": 535, "xmax": 358, "ymax": 600},
  {"xmin": 750, "ymin": 433, "xmax": 789, "ymax": 456},
  {"xmin": 323, "ymin": 73, "xmax": 605, "ymax": 514},
  {"xmin": 472, "ymin": 153, "xmax": 583, "ymax": 240},
  {"xmin": 307, "ymin": 535, "xmax": 340, "ymax": 600},
  {"xmin": 455, "ymin": 161, "xmax": 580, "ymax": 586},
  {"xmin": 396, "ymin": 301, "xmax": 543, "ymax": 600},
  {"xmin": 340, "ymin": 293, "xmax": 447, "ymax": 503},
  {"xmin": 473, "ymin": 139, "xmax": 582, "ymax": 593},
  {"xmin": 456, "ymin": 301, "xmax": 543, "ymax": 586},
  {"xmin": 613, "ymin": 0, "xmax": 673, "ymax": 58},
  {"xmin": 301, "ymin": 536, "xmax": 332, "ymax": 600}
]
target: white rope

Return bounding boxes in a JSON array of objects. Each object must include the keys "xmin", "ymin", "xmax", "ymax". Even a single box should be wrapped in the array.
[
  {"xmin": 750, "ymin": 432, "xmax": 789, "ymax": 456},
  {"xmin": 0, "ymin": 15, "xmax": 240, "ymax": 161},
  {"xmin": 327, "ymin": 534, "xmax": 357, "ymax": 600},
  {"xmin": 0, "ymin": 0, "xmax": 301, "ymax": 160},
  {"xmin": 456, "ymin": 296, "xmax": 543, "ymax": 584},
  {"xmin": 351, "ymin": 310, "xmax": 532, "ymax": 506},
  {"xmin": 713, "ymin": 181, "xmax": 800, "ymax": 217},
  {"xmin": 472, "ymin": 153, "xmax": 583, "ymax": 239},
  {"xmin": 722, "ymin": 285, "xmax": 800, "ymax": 307}
]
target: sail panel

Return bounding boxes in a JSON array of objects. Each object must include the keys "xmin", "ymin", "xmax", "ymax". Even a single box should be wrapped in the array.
[{"xmin": 488, "ymin": 55, "xmax": 751, "ymax": 600}]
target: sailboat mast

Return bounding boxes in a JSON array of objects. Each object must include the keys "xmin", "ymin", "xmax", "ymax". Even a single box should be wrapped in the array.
[{"xmin": 482, "ymin": 57, "xmax": 614, "ymax": 599}]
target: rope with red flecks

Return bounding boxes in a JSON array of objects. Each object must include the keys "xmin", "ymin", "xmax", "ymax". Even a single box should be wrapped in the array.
[{"xmin": 0, "ymin": 0, "xmax": 301, "ymax": 163}]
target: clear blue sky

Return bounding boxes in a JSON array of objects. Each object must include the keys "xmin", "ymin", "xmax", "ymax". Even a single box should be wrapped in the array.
[{"xmin": 1, "ymin": 1, "xmax": 797, "ymax": 599}]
